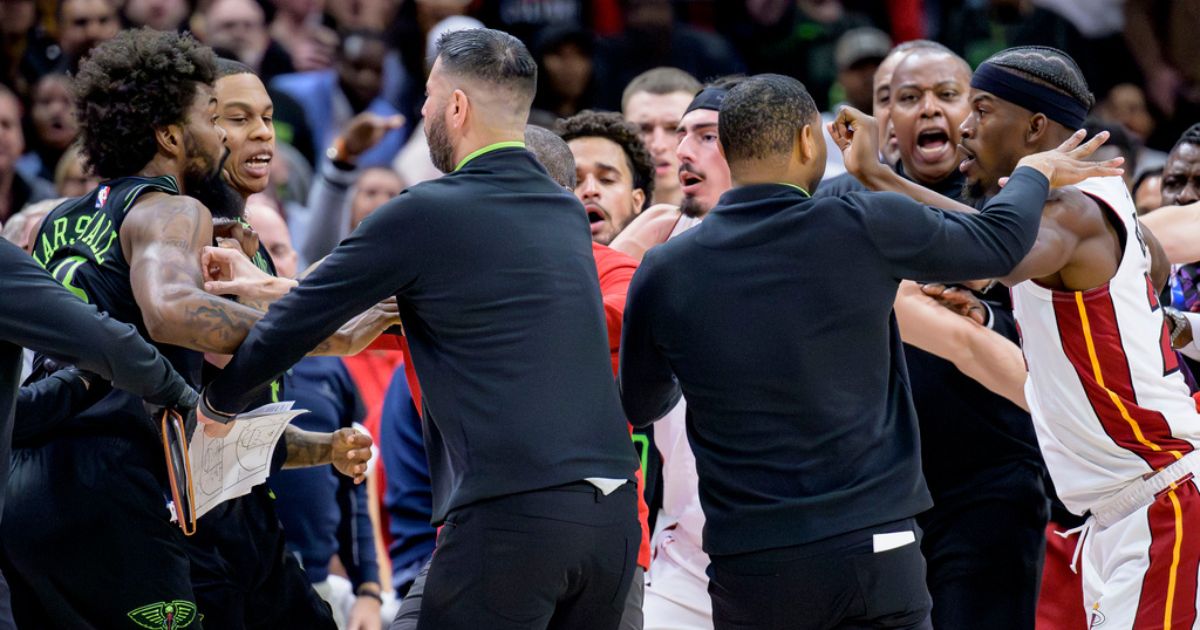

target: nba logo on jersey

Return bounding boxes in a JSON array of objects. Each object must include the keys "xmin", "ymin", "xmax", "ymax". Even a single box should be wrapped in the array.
[{"xmin": 95, "ymin": 186, "xmax": 110, "ymax": 209}]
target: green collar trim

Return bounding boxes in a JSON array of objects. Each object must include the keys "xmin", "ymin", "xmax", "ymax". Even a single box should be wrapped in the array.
[
  {"xmin": 776, "ymin": 182, "xmax": 811, "ymax": 197},
  {"xmin": 454, "ymin": 141, "xmax": 526, "ymax": 171}
]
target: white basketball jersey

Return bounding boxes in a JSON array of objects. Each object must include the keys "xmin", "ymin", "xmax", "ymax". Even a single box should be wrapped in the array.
[{"xmin": 1012, "ymin": 176, "xmax": 1200, "ymax": 515}]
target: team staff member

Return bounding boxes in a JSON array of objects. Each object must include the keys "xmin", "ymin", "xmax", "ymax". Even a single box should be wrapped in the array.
[
  {"xmin": 200, "ymin": 28, "xmax": 641, "ymax": 629},
  {"xmin": 620, "ymin": 73, "xmax": 1113, "ymax": 629},
  {"xmin": 827, "ymin": 45, "xmax": 1050, "ymax": 629}
]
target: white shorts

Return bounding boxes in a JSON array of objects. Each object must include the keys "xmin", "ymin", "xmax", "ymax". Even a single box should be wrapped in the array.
[
  {"xmin": 1081, "ymin": 478, "xmax": 1200, "ymax": 629},
  {"xmin": 644, "ymin": 550, "xmax": 713, "ymax": 630}
]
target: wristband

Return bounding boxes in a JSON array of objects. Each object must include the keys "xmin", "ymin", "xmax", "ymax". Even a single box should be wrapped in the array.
[
  {"xmin": 198, "ymin": 388, "xmax": 237, "ymax": 424},
  {"xmin": 356, "ymin": 587, "xmax": 382, "ymax": 603}
]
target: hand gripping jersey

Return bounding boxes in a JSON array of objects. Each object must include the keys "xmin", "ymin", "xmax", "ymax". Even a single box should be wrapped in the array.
[
  {"xmin": 30, "ymin": 175, "xmax": 203, "ymax": 439},
  {"xmin": 1012, "ymin": 176, "xmax": 1200, "ymax": 515}
]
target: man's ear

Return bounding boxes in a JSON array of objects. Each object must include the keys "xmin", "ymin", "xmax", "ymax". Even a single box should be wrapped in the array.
[
  {"xmin": 450, "ymin": 89, "xmax": 469, "ymax": 131},
  {"xmin": 155, "ymin": 124, "xmax": 183, "ymax": 159},
  {"xmin": 632, "ymin": 188, "xmax": 646, "ymax": 214},
  {"xmin": 1026, "ymin": 113, "xmax": 1049, "ymax": 145},
  {"xmin": 798, "ymin": 124, "xmax": 817, "ymax": 164}
]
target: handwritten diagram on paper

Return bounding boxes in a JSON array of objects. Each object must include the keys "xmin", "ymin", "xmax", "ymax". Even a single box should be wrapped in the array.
[{"xmin": 189, "ymin": 401, "xmax": 306, "ymax": 519}]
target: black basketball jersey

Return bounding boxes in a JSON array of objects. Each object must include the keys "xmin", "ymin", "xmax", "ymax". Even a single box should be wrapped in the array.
[{"xmin": 32, "ymin": 175, "xmax": 203, "ymax": 440}]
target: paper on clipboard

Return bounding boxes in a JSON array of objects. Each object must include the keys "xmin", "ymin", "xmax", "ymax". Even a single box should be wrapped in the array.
[{"xmin": 188, "ymin": 401, "xmax": 305, "ymax": 519}]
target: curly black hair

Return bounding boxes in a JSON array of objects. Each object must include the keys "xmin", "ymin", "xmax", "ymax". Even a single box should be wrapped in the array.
[
  {"xmin": 73, "ymin": 28, "xmax": 217, "ymax": 179},
  {"xmin": 557, "ymin": 110, "xmax": 655, "ymax": 209}
]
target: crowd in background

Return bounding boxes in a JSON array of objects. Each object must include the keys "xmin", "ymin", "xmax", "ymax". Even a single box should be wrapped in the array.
[{"xmin": 0, "ymin": 1, "xmax": 1197, "ymax": 628}]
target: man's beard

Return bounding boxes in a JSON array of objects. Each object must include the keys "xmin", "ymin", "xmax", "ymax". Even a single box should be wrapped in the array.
[
  {"xmin": 183, "ymin": 142, "xmax": 242, "ymax": 219},
  {"xmin": 961, "ymin": 179, "xmax": 988, "ymax": 209},
  {"xmin": 427, "ymin": 114, "xmax": 455, "ymax": 174},
  {"xmin": 680, "ymin": 195, "xmax": 707, "ymax": 218}
]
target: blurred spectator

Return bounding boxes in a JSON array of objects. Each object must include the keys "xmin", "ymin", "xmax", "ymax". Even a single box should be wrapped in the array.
[
  {"xmin": 1125, "ymin": 0, "xmax": 1200, "ymax": 143},
  {"xmin": 1094, "ymin": 82, "xmax": 1168, "ymax": 176},
  {"xmin": 1133, "ymin": 168, "xmax": 1163, "ymax": 216},
  {"xmin": 293, "ymin": 112, "xmax": 405, "ymax": 268},
  {"xmin": 19, "ymin": 0, "xmax": 119, "ymax": 81},
  {"xmin": 831, "ymin": 27, "xmax": 888, "ymax": 113},
  {"xmin": 621, "ymin": 67, "xmax": 700, "ymax": 207},
  {"xmin": 715, "ymin": 0, "xmax": 870, "ymax": 111},
  {"xmin": 1083, "ymin": 118, "xmax": 1138, "ymax": 191},
  {"xmin": 475, "ymin": 0, "xmax": 590, "ymax": 46},
  {"xmin": 1096, "ymin": 83, "xmax": 1156, "ymax": 142},
  {"xmin": 0, "ymin": 0, "xmax": 40, "ymax": 94},
  {"xmin": 349, "ymin": 167, "xmax": 404, "ymax": 228},
  {"xmin": 325, "ymin": 0, "xmax": 399, "ymax": 32},
  {"xmin": 270, "ymin": 0, "xmax": 338, "ymax": 71},
  {"xmin": 0, "ymin": 197, "xmax": 62, "ymax": 253},
  {"xmin": 122, "ymin": 0, "xmax": 192, "ymax": 31},
  {"xmin": 935, "ymin": 0, "xmax": 1031, "ymax": 68},
  {"xmin": 200, "ymin": 0, "xmax": 296, "ymax": 83},
  {"xmin": 272, "ymin": 30, "xmax": 406, "ymax": 170},
  {"xmin": 16, "ymin": 74, "xmax": 77, "ymax": 183},
  {"xmin": 52, "ymin": 144, "xmax": 99, "ymax": 198},
  {"xmin": 592, "ymin": 0, "xmax": 743, "ymax": 111},
  {"xmin": 0, "ymin": 87, "xmax": 54, "ymax": 223},
  {"xmin": 529, "ymin": 22, "xmax": 595, "ymax": 125}
]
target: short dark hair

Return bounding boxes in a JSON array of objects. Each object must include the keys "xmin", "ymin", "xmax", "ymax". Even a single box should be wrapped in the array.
[
  {"xmin": 73, "ymin": 28, "xmax": 217, "ymax": 178},
  {"xmin": 621, "ymin": 67, "xmax": 701, "ymax": 111},
  {"xmin": 982, "ymin": 46, "xmax": 1095, "ymax": 110},
  {"xmin": 435, "ymin": 28, "xmax": 537, "ymax": 102},
  {"xmin": 719, "ymin": 74, "xmax": 818, "ymax": 163},
  {"xmin": 558, "ymin": 110, "xmax": 655, "ymax": 208},
  {"xmin": 1171, "ymin": 123, "xmax": 1200, "ymax": 154},
  {"xmin": 216, "ymin": 57, "xmax": 255, "ymax": 78},
  {"xmin": 525, "ymin": 125, "xmax": 576, "ymax": 189}
]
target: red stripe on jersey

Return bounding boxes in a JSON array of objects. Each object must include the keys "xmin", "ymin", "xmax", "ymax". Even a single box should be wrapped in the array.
[
  {"xmin": 1053, "ymin": 288, "xmax": 1191, "ymax": 469},
  {"xmin": 1147, "ymin": 275, "xmax": 1182, "ymax": 376},
  {"xmin": 1134, "ymin": 480, "xmax": 1200, "ymax": 630}
]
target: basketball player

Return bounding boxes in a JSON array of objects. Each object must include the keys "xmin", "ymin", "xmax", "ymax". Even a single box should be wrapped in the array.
[
  {"xmin": 1, "ymin": 29, "xmax": 378, "ymax": 628},
  {"xmin": 833, "ymin": 46, "xmax": 1200, "ymax": 627}
]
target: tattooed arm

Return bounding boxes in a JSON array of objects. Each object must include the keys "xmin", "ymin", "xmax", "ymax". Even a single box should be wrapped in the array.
[
  {"xmin": 123, "ymin": 193, "xmax": 265, "ymax": 354},
  {"xmin": 282, "ymin": 425, "xmax": 373, "ymax": 483}
]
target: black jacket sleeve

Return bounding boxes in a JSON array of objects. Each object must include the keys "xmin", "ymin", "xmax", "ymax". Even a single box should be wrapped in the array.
[
  {"xmin": 0, "ymin": 239, "xmax": 193, "ymax": 408},
  {"xmin": 856, "ymin": 167, "xmax": 1050, "ymax": 282},
  {"xmin": 13, "ymin": 368, "xmax": 111, "ymax": 444},
  {"xmin": 204, "ymin": 192, "xmax": 421, "ymax": 416},
  {"xmin": 619, "ymin": 248, "xmax": 682, "ymax": 427}
]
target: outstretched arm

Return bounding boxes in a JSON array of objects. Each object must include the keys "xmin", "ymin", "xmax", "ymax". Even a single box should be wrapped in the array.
[
  {"xmin": 0, "ymin": 239, "xmax": 194, "ymax": 410},
  {"xmin": 1139, "ymin": 202, "xmax": 1200, "ymax": 264},
  {"xmin": 894, "ymin": 281, "xmax": 1028, "ymax": 410},
  {"xmin": 123, "ymin": 194, "xmax": 265, "ymax": 354},
  {"xmin": 201, "ymin": 192, "xmax": 420, "ymax": 419}
]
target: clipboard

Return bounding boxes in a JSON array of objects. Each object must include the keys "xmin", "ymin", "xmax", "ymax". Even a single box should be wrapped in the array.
[{"xmin": 159, "ymin": 409, "xmax": 198, "ymax": 536}]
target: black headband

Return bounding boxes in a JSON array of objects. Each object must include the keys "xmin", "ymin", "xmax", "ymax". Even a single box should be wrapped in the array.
[
  {"xmin": 970, "ymin": 62, "xmax": 1088, "ymax": 129},
  {"xmin": 684, "ymin": 87, "xmax": 727, "ymax": 115}
]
